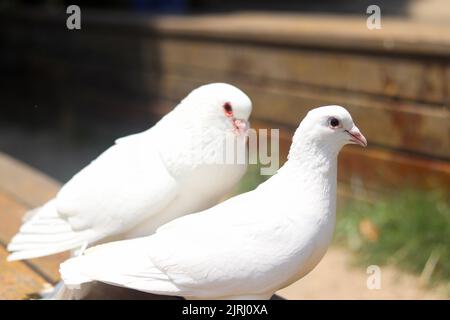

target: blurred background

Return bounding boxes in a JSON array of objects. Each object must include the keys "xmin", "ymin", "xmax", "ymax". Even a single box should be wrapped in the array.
[{"xmin": 0, "ymin": 0, "xmax": 449, "ymax": 299}]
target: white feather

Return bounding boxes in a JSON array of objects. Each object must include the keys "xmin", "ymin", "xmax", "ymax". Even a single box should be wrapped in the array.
[
  {"xmin": 60, "ymin": 105, "xmax": 367, "ymax": 300},
  {"xmin": 8, "ymin": 83, "xmax": 252, "ymax": 270}
]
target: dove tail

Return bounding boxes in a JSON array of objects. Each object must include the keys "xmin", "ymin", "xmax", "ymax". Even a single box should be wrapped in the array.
[
  {"xmin": 60, "ymin": 238, "xmax": 182, "ymax": 296},
  {"xmin": 7, "ymin": 200, "xmax": 98, "ymax": 261}
]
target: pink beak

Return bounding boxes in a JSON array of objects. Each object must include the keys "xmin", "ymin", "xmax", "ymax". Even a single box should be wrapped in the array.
[
  {"xmin": 346, "ymin": 126, "xmax": 367, "ymax": 147},
  {"xmin": 233, "ymin": 119, "xmax": 250, "ymax": 135}
]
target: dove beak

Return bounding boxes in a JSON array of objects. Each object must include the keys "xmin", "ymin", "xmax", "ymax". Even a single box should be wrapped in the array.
[
  {"xmin": 233, "ymin": 119, "xmax": 250, "ymax": 135},
  {"xmin": 345, "ymin": 126, "xmax": 367, "ymax": 147}
]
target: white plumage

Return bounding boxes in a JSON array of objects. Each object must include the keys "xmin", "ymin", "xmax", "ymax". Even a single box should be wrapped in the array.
[
  {"xmin": 8, "ymin": 83, "xmax": 252, "ymax": 262},
  {"xmin": 60, "ymin": 105, "xmax": 367, "ymax": 300}
]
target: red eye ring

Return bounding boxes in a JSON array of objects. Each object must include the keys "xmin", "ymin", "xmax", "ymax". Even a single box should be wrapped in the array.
[{"xmin": 223, "ymin": 102, "xmax": 233, "ymax": 117}]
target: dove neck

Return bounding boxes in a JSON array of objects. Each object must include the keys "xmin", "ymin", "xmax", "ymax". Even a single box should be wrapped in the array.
[
  {"xmin": 285, "ymin": 136, "xmax": 340, "ymax": 176},
  {"xmin": 279, "ymin": 135, "xmax": 339, "ymax": 209},
  {"xmin": 155, "ymin": 109, "xmax": 231, "ymax": 179},
  {"xmin": 275, "ymin": 138, "xmax": 338, "ymax": 221}
]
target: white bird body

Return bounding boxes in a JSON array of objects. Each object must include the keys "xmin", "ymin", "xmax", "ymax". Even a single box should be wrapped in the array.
[
  {"xmin": 60, "ymin": 105, "xmax": 367, "ymax": 300},
  {"xmin": 124, "ymin": 159, "xmax": 247, "ymax": 239},
  {"xmin": 7, "ymin": 83, "xmax": 252, "ymax": 261}
]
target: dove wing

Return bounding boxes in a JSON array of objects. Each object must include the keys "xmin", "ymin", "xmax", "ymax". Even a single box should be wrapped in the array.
[{"xmin": 8, "ymin": 131, "xmax": 179, "ymax": 261}]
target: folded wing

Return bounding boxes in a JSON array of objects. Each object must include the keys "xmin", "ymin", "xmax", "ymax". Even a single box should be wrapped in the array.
[{"xmin": 8, "ymin": 132, "xmax": 179, "ymax": 261}]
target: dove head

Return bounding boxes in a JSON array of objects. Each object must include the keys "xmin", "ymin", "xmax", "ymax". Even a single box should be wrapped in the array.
[
  {"xmin": 179, "ymin": 83, "xmax": 252, "ymax": 135},
  {"xmin": 288, "ymin": 105, "xmax": 367, "ymax": 161}
]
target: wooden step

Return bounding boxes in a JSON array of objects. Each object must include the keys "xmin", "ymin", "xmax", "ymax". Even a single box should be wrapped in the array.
[
  {"xmin": 0, "ymin": 246, "xmax": 49, "ymax": 300},
  {"xmin": 0, "ymin": 153, "xmax": 67, "ymax": 284}
]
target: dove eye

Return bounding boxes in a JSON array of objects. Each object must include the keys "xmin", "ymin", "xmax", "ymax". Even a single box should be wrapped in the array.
[
  {"xmin": 223, "ymin": 102, "xmax": 233, "ymax": 117},
  {"xmin": 329, "ymin": 117, "xmax": 340, "ymax": 128}
]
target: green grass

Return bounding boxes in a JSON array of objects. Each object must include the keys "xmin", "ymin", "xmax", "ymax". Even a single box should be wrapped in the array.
[{"xmin": 336, "ymin": 191, "xmax": 450, "ymax": 287}]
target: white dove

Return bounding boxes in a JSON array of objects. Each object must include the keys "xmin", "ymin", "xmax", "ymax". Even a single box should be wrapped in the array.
[
  {"xmin": 7, "ymin": 83, "xmax": 251, "ymax": 261},
  {"xmin": 59, "ymin": 105, "xmax": 367, "ymax": 300}
]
